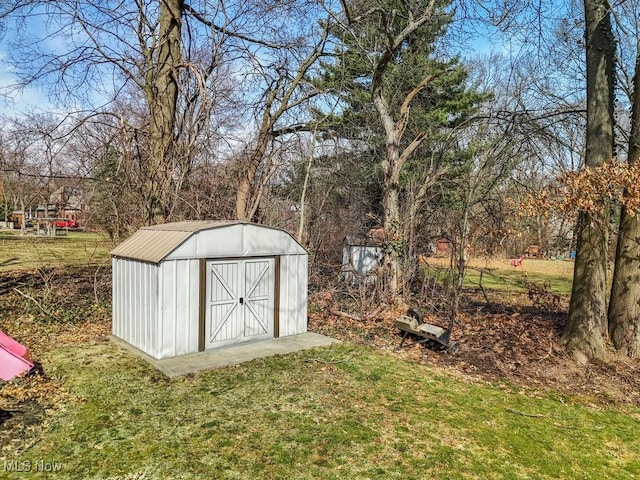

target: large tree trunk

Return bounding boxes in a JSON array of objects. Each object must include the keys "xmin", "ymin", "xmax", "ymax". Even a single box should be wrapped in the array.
[
  {"xmin": 564, "ymin": 213, "xmax": 610, "ymax": 361},
  {"xmin": 144, "ymin": 0, "xmax": 182, "ymax": 224},
  {"xmin": 381, "ymin": 129, "xmax": 403, "ymax": 301},
  {"xmin": 235, "ymin": 130, "xmax": 271, "ymax": 221},
  {"xmin": 561, "ymin": 0, "xmax": 615, "ymax": 362},
  {"xmin": 608, "ymin": 208, "xmax": 640, "ymax": 357},
  {"xmin": 608, "ymin": 51, "xmax": 640, "ymax": 358}
]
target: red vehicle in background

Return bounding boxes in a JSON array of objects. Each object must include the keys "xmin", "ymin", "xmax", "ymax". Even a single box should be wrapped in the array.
[{"xmin": 54, "ymin": 219, "xmax": 79, "ymax": 229}]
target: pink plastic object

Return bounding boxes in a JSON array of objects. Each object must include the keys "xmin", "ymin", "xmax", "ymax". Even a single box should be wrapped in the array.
[{"xmin": 0, "ymin": 331, "xmax": 34, "ymax": 381}]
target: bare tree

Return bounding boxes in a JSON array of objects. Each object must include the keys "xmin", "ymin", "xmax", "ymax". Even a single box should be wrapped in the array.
[
  {"xmin": 230, "ymin": 18, "xmax": 330, "ymax": 221},
  {"xmin": 0, "ymin": 1, "xmax": 228, "ymax": 224},
  {"xmin": 143, "ymin": 0, "xmax": 183, "ymax": 223}
]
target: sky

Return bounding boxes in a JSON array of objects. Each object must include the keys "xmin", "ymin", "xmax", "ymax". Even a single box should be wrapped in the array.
[
  {"xmin": 0, "ymin": 5, "xmax": 104, "ymax": 119},
  {"xmin": 0, "ymin": 2, "xmax": 513, "ymax": 120},
  {"xmin": 0, "ymin": 65, "xmax": 55, "ymax": 117},
  {"xmin": 0, "ymin": 1, "xmax": 583, "ymax": 196},
  {"xmin": 0, "ymin": 16, "xmax": 60, "ymax": 118}
]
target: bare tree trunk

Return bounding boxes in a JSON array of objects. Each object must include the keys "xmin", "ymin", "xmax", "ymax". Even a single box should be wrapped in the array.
[
  {"xmin": 564, "ymin": 213, "xmax": 610, "ymax": 361},
  {"xmin": 297, "ymin": 133, "xmax": 316, "ymax": 244},
  {"xmin": 608, "ymin": 50, "xmax": 640, "ymax": 358},
  {"xmin": 236, "ymin": 130, "xmax": 271, "ymax": 221},
  {"xmin": 562, "ymin": 0, "xmax": 615, "ymax": 362},
  {"xmin": 373, "ymin": 72, "xmax": 437, "ymax": 302},
  {"xmin": 608, "ymin": 208, "xmax": 640, "ymax": 358},
  {"xmin": 20, "ymin": 197, "xmax": 26, "ymax": 235},
  {"xmin": 143, "ymin": 0, "xmax": 182, "ymax": 224},
  {"xmin": 382, "ymin": 160, "xmax": 402, "ymax": 300},
  {"xmin": 234, "ymin": 30, "xmax": 328, "ymax": 222},
  {"xmin": 453, "ymin": 202, "xmax": 470, "ymax": 318}
]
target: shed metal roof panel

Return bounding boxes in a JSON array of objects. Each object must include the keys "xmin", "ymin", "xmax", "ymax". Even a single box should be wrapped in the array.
[
  {"xmin": 140, "ymin": 220, "xmax": 237, "ymax": 232},
  {"xmin": 110, "ymin": 221, "xmax": 304, "ymax": 263},
  {"xmin": 110, "ymin": 221, "xmax": 239, "ymax": 263},
  {"xmin": 110, "ymin": 229, "xmax": 194, "ymax": 263}
]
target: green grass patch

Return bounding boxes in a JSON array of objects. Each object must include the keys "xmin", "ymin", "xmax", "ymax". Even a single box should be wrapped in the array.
[
  {"xmin": 8, "ymin": 342, "xmax": 640, "ymax": 479},
  {"xmin": 0, "ymin": 231, "xmax": 112, "ymax": 271},
  {"xmin": 464, "ymin": 268, "xmax": 573, "ymax": 296},
  {"xmin": 422, "ymin": 263, "xmax": 573, "ymax": 296}
]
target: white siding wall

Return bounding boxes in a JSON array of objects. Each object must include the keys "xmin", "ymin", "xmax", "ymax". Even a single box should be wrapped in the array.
[
  {"xmin": 167, "ymin": 224, "xmax": 306, "ymax": 260},
  {"xmin": 157, "ymin": 259, "xmax": 200, "ymax": 359},
  {"xmin": 112, "ymin": 258, "xmax": 159, "ymax": 357},
  {"xmin": 278, "ymin": 254, "xmax": 308, "ymax": 337},
  {"xmin": 342, "ymin": 244, "xmax": 383, "ymax": 279}
]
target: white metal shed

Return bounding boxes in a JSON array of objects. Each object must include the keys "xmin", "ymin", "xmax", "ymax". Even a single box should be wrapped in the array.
[
  {"xmin": 110, "ymin": 221, "xmax": 308, "ymax": 360},
  {"xmin": 342, "ymin": 235, "xmax": 384, "ymax": 282}
]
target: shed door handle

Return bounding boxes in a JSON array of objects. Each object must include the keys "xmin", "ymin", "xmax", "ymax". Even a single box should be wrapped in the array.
[{"xmin": 239, "ymin": 297, "xmax": 244, "ymax": 305}]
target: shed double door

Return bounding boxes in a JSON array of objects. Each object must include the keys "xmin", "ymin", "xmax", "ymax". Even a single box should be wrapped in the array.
[{"xmin": 205, "ymin": 257, "xmax": 276, "ymax": 349}]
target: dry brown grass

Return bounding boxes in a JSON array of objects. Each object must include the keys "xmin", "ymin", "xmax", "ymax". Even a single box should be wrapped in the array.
[{"xmin": 424, "ymin": 255, "xmax": 575, "ymax": 277}]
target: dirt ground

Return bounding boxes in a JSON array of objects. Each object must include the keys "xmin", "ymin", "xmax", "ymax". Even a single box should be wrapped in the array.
[{"xmin": 0, "ymin": 266, "xmax": 112, "ymax": 456}]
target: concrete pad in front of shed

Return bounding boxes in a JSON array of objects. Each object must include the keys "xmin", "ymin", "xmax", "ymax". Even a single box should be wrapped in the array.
[{"xmin": 111, "ymin": 333, "xmax": 340, "ymax": 378}]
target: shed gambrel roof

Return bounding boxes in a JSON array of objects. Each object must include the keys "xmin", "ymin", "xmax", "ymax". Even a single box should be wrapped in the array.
[{"xmin": 110, "ymin": 221, "xmax": 304, "ymax": 264}]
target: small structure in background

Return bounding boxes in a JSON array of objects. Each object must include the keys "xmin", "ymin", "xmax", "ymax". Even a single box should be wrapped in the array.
[
  {"xmin": 527, "ymin": 245, "xmax": 540, "ymax": 258},
  {"xmin": 0, "ymin": 331, "xmax": 34, "ymax": 381},
  {"xmin": 435, "ymin": 236, "xmax": 452, "ymax": 256},
  {"xmin": 111, "ymin": 221, "xmax": 308, "ymax": 360},
  {"xmin": 342, "ymin": 228, "xmax": 385, "ymax": 283},
  {"xmin": 11, "ymin": 186, "xmax": 87, "ymax": 231}
]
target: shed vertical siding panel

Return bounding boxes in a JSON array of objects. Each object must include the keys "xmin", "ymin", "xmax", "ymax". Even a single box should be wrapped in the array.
[
  {"xmin": 172, "ymin": 260, "xmax": 182, "ymax": 355},
  {"xmin": 135, "ymin": 261, "xmax": 144, "ymax": 354},
  {"xmin": 297, "ymin": 254, "xmax": 309, "ymax": 334},
  {"xmin": 157, "ymin": 259, "xmax": 200, "ymax": 359},
  {"xmin": 276, "ymin": 255, "xmax": 295, "ymax": 337},
  {"xmin": 129, "ymin": 262, "xmax": 136, "ymax": 348},
  {"xmin": 113, "ymin": 259, "xmax": 159, "ymax": 358},
  {"xmin": 137, "ymin": 261, "xmax": 158, "ymax": 358},
  {"xmin": 172, "ymin": 259, "xmax": 197, "ymax": 356},
  {"xmin": 278, "ymin": 255, "xmax": 292, "ymax": 337},
  {"xmin": 146, "ymin": 261, "xmax": 159, "ymax": 358},
  {"xmin": 125, "ymin": 262, "xmax": 138, "ymax": 351},
  {"xmin": 173, "ymin": 260, "xmax": 183, "ymax": 355},
  {"xmin": 144, "ymin": 262, "xmax": 159, "ymax": 356},
  {"xmin": 112, "ymin": 258, "xmax": 123, "ymax": 339},
  {"xmin": 120, "ymin": 259, "xmax": 130, "ymax": 343},
  {"xmin": 138, "ymin": 262, "xmax": 147, "ymax": 353},
  {"xmin": 278, "ymin": 254, "xmax": 308, "ymax": 337},
  {"xmin": 137, "ymin": 261, "xmax": 145, "ymax": 353},
  {"xmin": 187, "ymin": 259, "xmax": 200, "ymax": 354},
  {"xmin": 158, "ymin": 261, "xmax": 172, "ymax": 359}
]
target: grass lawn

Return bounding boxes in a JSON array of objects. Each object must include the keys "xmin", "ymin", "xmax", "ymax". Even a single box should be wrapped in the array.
[
  {"xmin": 0, "ymin": 231, "xmax": 112, "ymax": 272},
  {"xmin": 3, "ymin": 236, "xmax": 639, "ymax": 479},
  {"xmin": 423, "ymin": 256, "xmax": 574, "ymax": 296},
  {"xmin": 5, "ymin": 341, "xmax": 640, "ymax": 480}
]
